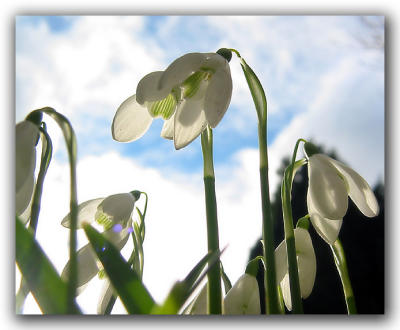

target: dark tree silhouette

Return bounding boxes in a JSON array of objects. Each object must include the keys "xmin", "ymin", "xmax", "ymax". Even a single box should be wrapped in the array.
[{"xmin": 249, "ymin": 144, "xmax": 384, "ymax": 314}]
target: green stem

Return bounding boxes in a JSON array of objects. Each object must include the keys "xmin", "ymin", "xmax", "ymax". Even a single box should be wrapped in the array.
[
  {"xmin": 330, "ymin": 240, "xmax": 357, "ymax": 314},
  {"xmin": 201, "ymin": 127, "xmax": 222, "ymax": 314},
  {"xmin": 258, "ymin": 121, "xmax": 280, "ymax": 314},
  {"xmin": 281, "ymin": 138, "xmax": 307, "ymax": 313}
]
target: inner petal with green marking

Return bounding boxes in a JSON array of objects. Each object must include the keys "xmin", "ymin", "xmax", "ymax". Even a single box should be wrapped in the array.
[{"xmin": 147, "ymin": 93, "xmax": 177, "ymax": 120}]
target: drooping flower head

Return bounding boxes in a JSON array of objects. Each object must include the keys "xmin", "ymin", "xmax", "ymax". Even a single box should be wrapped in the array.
[
  {"xmin": 112, "ymin": 50, "xmax": 233, "ymax": 150},
  {"xmin": 61, "ymin": 192, "xmax": 138, "ymax": 296},
  {"xmin": 304, "ymin": 142, "xmax": 379, "ymax": 244}
]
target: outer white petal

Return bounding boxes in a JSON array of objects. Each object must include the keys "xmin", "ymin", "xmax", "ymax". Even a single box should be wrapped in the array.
[
  {"xmin": 136, "ymin": 71, "xmax": 171, "ymax": 105},
  {"xmin": 204, "ymin": 64, "xmax": 232, "ymax": 128},
  {"xmin": 16, "ymin": 173, "xmax": 35, "ymax": 217},
  {"xmin": 173, "ymin": 98, "xmax": 207, "ymax": 150},
  {"xmin": 160, "ymin": 113, "xmax": 175, "ymax": 140},
  {"xmin": 276, "ymin": 228, "xmax": 316, "ymax": 311},
  {"xmin": 61, "ymin": 243, "xmax": 99, "ymax": 290},
  {"xmin": 294, "ymin": 228, "xmax": 316, "ymax": 299},
  {"xmin": 224, "ymin": 274, "xmax": 260, "ymax": 315},
  {"xmin": 327, "ymin": 157, "xmax": 379, "ymax": 217},
  {"xmin": 96, "ymin": 193, "xmax": 135, "ymax": 225},
  {"xmin": 61, "ymin": 198, "xmax": 104, "ymax": 228},
  {"xmin": 308, "ymin": 154, "xmax": 348, "ymax": 220},
  {"xmin": 97, "ymin": 278, "xmax": 115, "ymax": 314},
  {"xmin": 183, "ymin": 284, "xmax": 207, "ymax": 315},
  {"xmin": 112, "ymin": 94, "xmax": 153, "ymax": 142},
  {"xmin": 274, "ymin": 238, "xmax": 289, "ymax": 284},
  {"xmin": 159, "ymin": 53, "xmax": 209, "ymax": 91},
  {"xmin": 280, "ymin": 274, "xmax": 292, "ymax": 311},
  {"xmin": 308, "ymin": 192, "xmax": 343, "ymax": 244},
  {"xmin": 16, "ymin": 121, "xmax": 38, "ymax": 193}
]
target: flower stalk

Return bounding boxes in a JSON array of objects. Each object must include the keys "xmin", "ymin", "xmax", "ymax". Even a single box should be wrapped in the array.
[
  {"xmin": 330, "ymin": 239, "xmax": 357, "ymax": 314},
  {"xmin": 281, "ymin": 138, "xmax": 307, "ymax": 313},
  {"xmin": 201, "ymin": 126, "xmax": 222, "ymax": 314}
]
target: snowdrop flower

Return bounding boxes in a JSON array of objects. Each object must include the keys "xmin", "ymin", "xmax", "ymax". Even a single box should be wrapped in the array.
[
  {"xmin": 275, "ymin": 227, "xmax": 316, "ymax": 311},
  {"xmin": 61, "ymin": 192, "xmax": 138, "ymax": 294},
  {"xmin": 16, "ymin": 120, "xmax": 40, "ymax": 219},
  {"xmin": 306, "ymin": 147, "xmax": 379, "ymax": 244},
  {"xmin": 112, "ymin": 50, "xmax": 232, "ymax": 150},
  {"xmin": 224, "ymin": 274, "xmax": 261, "ymax": 315}
]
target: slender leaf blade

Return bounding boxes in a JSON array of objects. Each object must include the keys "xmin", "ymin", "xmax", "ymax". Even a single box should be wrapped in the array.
[
  {"xmin": 15, "ymin": 217, "xmax": 81, "ymax": 314},
  {"xmin": 83, "ymin": 224, "xmax": 155, "ymax": 314},
  {"xmin": 240, "ymin": 58, "xmax": 267, "ymax": 121}
]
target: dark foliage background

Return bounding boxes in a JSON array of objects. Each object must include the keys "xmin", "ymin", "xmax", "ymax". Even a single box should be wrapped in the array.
[{"xmin": 248, "ymin": 145, "xmax": 384, "ymax": 314}]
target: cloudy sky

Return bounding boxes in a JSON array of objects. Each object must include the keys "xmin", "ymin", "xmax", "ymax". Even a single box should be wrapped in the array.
[{"xmin": 15, "ymin": 15, "xmax": 384, "ymax": 314}]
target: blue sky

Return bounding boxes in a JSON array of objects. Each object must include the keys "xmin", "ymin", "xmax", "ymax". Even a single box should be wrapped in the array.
[{"xmin": 15, "ymin": 15, "xmax": 384, "ymax": 313}]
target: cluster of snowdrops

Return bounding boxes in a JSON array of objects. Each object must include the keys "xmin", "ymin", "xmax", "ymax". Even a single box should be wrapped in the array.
[{"xmin": 15, "ymin": 48, "xmax": 379, "ymax": 315}]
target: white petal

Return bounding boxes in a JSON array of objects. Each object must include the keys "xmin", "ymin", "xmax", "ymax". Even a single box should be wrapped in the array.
[
  {"xmin": 173, "ymin": 98, "xmax": 207, "ymax": 150},
  {"xmin": 274, "ymin": 238, "xmax": 289, "ymax": 284},
  {"xmin": 294, "ymin": 228, "xmax": 316, "ymax": 299},
  {"xmin": 103, "ymin": 219, "xmax": 132, "ymax": 248},
  {"xmin": 61, "ymin": 243, "xmax": 99, "ymax": 290},
  {"xmin": 308, "ymin": 154, "xmax": 348, "ymax": 220},
  {"xmin": 184, "ymin": 284, "xmax": 208, "ymax": 315},
  {"xmin": 61, "ymin": 198, "xmax": 104, "ymax": 228},
  {"xmin": 96, "ymin": 193, "xmax": 135, "ymax": 226},
  {"xmin": 136, "ymin": 71, "xmax": 171, "ymax": 105},
  {"xmin": 16, "ymin": 173, "xmax": 35, "ymax": 217},
  {"xmin": 159, "ymin": 53, "xmax": 209, "ymax": 92},
  {"xmin": 224, "ymin": 274, "xmax": 260, "ymax": 315},
  {"xmin": 97, "ymin": 278, "xmax": 115, "ymax": 314},
  {"xmin": 280, "ymin": 274, "xmax": 292, "ymax": 311},
  {"xmin": 16, "ymin": 121, "xmax": 38, "ymax": 193},
  {"xmin": 112, "ymin": 94, "xmax": 153, "ymax": 142},
  {"xmin": 327, "ymin": 157, "xmax": 380, "ymax": 217},
  {"xmin": 204, "ymin": 64, "xmax": 232, "ymax": 128},
  {"xmin": 160, "ymin": 113, "xmax": 175, "ymax": 140},
  {"xmin": 308, "ymin": 191, "xmax": 343, "ymax": 244}
]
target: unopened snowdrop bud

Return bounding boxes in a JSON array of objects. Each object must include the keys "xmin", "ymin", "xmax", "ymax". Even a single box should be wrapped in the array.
[{"xmin": 275, "ymin": 227, "xmax": 316, "ymax": 311}]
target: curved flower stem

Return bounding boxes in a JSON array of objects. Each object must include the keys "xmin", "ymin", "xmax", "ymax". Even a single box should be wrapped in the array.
[
  {"xmin": 16, "ymin": 124, "xmax": 53, "ymax": 313},
  {"xmin": 330, "ymin": 239, "xmax": 357, "ymax": 314},
  {"xmin": 201, "ymin": 126, "xmax": 222, "ymax": 314},
  {"xmin": 32, "ymin": 107, "xmax": 79, "ymax": 314},
  {"xmin": 281, "ymin": 138, "xmax": 307, "ymax": 313}
]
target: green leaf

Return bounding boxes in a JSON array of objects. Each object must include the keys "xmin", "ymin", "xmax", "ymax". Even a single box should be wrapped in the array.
[
  {"xmin": 240, "ymin": 57, "xmax": 267, "ymax": 122},
  {"xmin": 221, "ymin": 262, "xmax": 232, "ymax": 294},
  {"xmin": 15, "ymin": 216, "xmax": 81, "ymax": 314},
  {"xmin": 152, "ymin": 249, "xmax": 223, "ymax": 314},
  {"xmin": 83, "ymin": 224, "xmax": 156, "ymax": 314}
]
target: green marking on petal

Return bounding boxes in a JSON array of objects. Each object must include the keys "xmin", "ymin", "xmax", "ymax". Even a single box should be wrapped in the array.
[
  {"xmin": 98, "ymin": 269, "xmax": 106, "ymax": 279},
  {"xmin": 149, "ymin": 93, "xmax": 177, "ymax": 120},
  {"xmin": 96, "ymin": 213, "xmax": 114, "ymax": 231},
  {"xmin": 182, "ymin": 71, "xmax": 209, "ymax": 99}
]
